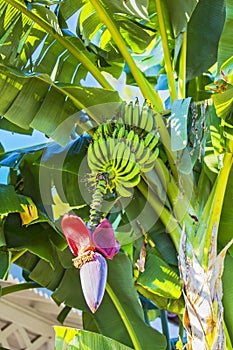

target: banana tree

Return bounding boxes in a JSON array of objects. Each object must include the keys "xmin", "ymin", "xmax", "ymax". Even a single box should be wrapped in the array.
[{"xmin": 0, "ymin": 0, "xmax": 233, "ymax": 349}]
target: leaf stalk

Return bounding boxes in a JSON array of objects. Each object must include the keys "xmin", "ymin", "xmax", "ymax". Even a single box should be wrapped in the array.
[
  {"xmin": 155, "ymin": 0, "xmax": 177, "ymax": 103},
  {"xmin": 2, "ymin": 282, "xmax": 41, "ymax": 296},
  {"xmin": 106, "ymin": 283, "xmax": 142, "ymax": 350},
  {"xmin": 198, "ymin": 143, "xmax": 233, "ymax": 267},
  {"xmin": 11, "ymin": 248, "xmax": 28, "ymax": 263},
  {"xmin": 137, "ymin": 180, "xmax": 181, "ymax": 251},
  {"xmin": 178, "ymin": 31, "xmax": 187, "ymax": 99}
]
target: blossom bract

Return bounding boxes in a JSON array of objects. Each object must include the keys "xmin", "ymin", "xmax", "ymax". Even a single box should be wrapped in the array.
[
  {"xmin": 80, "ymin": 252, "xmax": 107, "ymax": 313},
  {"xmin": 61, "ymin": 214, "xmax": 120, "ymax": 313},
  {"xmin": 61, "ymin": 214, "xmax": 120, "ymax": 259}
]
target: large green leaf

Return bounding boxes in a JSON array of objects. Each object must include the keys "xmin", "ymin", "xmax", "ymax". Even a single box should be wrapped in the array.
[
  {"xmin": 136, "ymin": 284, "xmax": 184, "ymax": 315},
  {"xmin": 186, "ymin": 0, "xmax": 225, "ymax": 79},
  {"xmin": 187, "ymin": 74, "xmax": 213, "ymax": 101},
  {"xmin": 0, "ymin": 117, "xmax": 33, "ymax": 134},
  {"xmin": 212, "ymin": 87, "xmax": 233, "ymax": 120},
  {"xmin": 39, "ymin": 136, "xmax": 89, "ymax": 174},
  {"xmin": 220, "ymin": 56, "xmax": 233, "ymax": 86},
  {"xmin": 60, "ymin": 0, "xmax": 84, "ymax": 19},
  {"xmin": 0, "ymin": 0, "xmax": 61, "ymax": 69},
  {"xmin": 3, "ymin": 214, "xmax": 66, "ymax": 265},
  {"xmin": 137, "ymin": 248, "xmax": 182, "ymax": 299},
  {"xmin": 54, "ymin": 327, "xmax": 133, "ymax": 350},
  {"xmin": 0, "ymin": 1, "xmax": 37, "ymax": 65},
  {"xmin": 0, "ymin": 0, "xmax": 92, "ymax": 84},
  {"xmin": 218, "ymin": 0, "xmax": 233, "ymax": 67},
  {"xmin": 0, "ymin": 64, "xmax": 120, "ymax": 145},
  {"xmin": 39, "ymin": 136, "xmax": 91, "ymax": 209},
  {"xmin": 114, "ymin": 16, "xmax": 155, "ymax": 54},
  {"xmin": 78, "ymin": 0, "xmax": 155, "ymax": 58},
  {"xmin": 0, "ymin": 184, "xmax": 23, "ymax": 214},
  {"xmin": 212, "ymin": 86, "xmax": 233, "ymax": 140},
  {"xmin": 1, "ymin": 0, "xmax": 146, "ymax": 87},
  {"xmin": 165, "ymin": 0, "xmax": 198, "ymax": 37},
  {"xmin": 100, "ymin": 0, "xmax": 149, "ymax": 20},
  {"xmin": 170, "ymin": 98, "xmax": 191, "ymax": 151},
  {"xmin": 0, "ymin": 144, "xmax": 45, "ymax": 168},
  {"xmin": 0, "ymin": 250, "xmax": 11, "ymax": 279}
]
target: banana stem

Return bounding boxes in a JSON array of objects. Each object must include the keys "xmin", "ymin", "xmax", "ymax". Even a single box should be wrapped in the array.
[
  {"xmin": 1, "ymin": 282, "xmax": 41, "ymax": 296},
  {"xmin": 89, "ymin": 0, "xmax": 163, "ymax": 112},
  {"xmin": 11, "ymin": 249, "xmax": 28, "ymax": 263},
  {"xmin": 5, "ymin": 0, "xmax": 113, "ymax": 90},
  {"xmin": 106, "ymin": 283, "xmax": 142, "ymax": 350},
  {"xmin": 155, "ymin": 0, "xmax": 177, "ymax": 103},
  {"xmin": 199, "ymin": 144, "xmax": 233, "ymax": 267},
  {"xmin": 89, "ymin": 173, "xmax": 109, "ymax": 229},
  {"xmin": 178, "ymin": 31, "xmax": 187, "ymax": 99},
  {"xmin": 153, "ymin": 159, "xmax": 197, "ymax": 228},
  {"xmin": 137, "ymin": 180, "xmax": 181, "ymax": 251},
  {"xmin": 160, "ymin": 310, "xmax": 172, "ymax": 350}
]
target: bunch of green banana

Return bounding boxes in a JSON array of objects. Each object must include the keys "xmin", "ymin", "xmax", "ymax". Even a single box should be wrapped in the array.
[
  {"xmin": 87, "ymin": 101, "xmax": 159, "ymax": 197},
  {"xmin": 118, "ymin": 100, "xmax": 157, "ymax": 133}
]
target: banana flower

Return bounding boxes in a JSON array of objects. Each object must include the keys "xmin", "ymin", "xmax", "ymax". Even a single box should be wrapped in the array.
[{"xmin": 61, "ymin": 214, "xmax": 120, "ymax": 313}]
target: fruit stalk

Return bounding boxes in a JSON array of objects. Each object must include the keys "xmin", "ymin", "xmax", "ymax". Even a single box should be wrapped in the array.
[{"xmin": 89, "ymin": 172, "xmax": 109, "ymax": 229}]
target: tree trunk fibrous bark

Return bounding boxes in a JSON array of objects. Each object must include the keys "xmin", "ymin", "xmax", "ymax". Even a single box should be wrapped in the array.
[{"xmin": 179, "ymin": 226, "xmax": 233, "ymax": 350}]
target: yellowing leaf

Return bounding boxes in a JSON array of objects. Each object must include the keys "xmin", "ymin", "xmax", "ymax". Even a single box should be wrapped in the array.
[
  {"xmin": 20, "ymin": 204, "xmax": 39, "ymax": 225},
  {"xmin": 175, "ymin": 338, "xmax": 183, "ymax": 350}
]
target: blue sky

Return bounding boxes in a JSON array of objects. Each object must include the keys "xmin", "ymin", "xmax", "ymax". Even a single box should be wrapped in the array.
[{"xmin": 0, "ymin": 129, "xmax": 47, "ymax": 184}]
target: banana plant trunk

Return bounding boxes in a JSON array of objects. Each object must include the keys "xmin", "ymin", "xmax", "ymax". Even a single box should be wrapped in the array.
[
  {"xmin": 179, "ymin": 227, "xmax": 233, "ymax": 349},
  {"xmin": 177, "ymin": 141, "xmax": 233, "ymax": 349}
]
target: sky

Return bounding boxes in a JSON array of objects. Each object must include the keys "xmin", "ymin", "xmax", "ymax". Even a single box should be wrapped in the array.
[{"xmin": 0, "ymin": 129, "xmax": 47, "ymax": 184}]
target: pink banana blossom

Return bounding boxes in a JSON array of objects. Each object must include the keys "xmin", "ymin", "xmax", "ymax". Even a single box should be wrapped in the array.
[{"xmin": 61, "ymin": 214, "xmax": 120, "ymax": 313}]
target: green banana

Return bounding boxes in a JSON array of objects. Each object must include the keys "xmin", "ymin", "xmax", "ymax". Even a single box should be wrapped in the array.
[
  {"xmin": 118, "ymin": 163, "xmax": 140, "ymax": 182},
  {"xmin": 93, "ymin": 141, "xmax": 105, "ymax": 165},
  {"xmin": 132, "ymin": 99, "xmax": 140, "ymax": 128},
  {"xmin": 93, "ymin": 125, "xmax": 103, "ymax": 140},
  {"xmin": 138, "ymin": 147, "xmax": 151, "ymax": 166},
  {"xmin": 139, "ymin": 102, "xmax": 149, "ymax": 131},
  {"xmin": 135, "ymin": 139, "xmax": 145, "ymax": 160},
  {"xmin": 116, "ymin": 183, "xmax": 132, "ymax": 197},
  {"xmin": 118, "ymin": 153, "xmax": 139, "ymax": 177},
  {"xmin": 117, "ymin": 126, "xmax": 127, "ymax": 140},
  {"xmin": 124, "ymin": 101, "xmax": 133, "ymax": 127},
  {"xmin": 119, "ymin": 101, "xmax": 127, "ymax": 121},
  {"xmin": 98, "ymin": 137, "xmax": 110, "ymax": 163},
  {"xmin": 145, "ymin": 105, "xmax": 155, "ymax": 132},
  {"xmin": 113, "ymin": 142, "xmax": 125, "ymax": 170},
  {"xmin": 117, "ymin": 145, "xmax": 131, "ymax": 172},
  {"xmin": 147, "ymin": 147, "xmax": 159, "ymax": 163},
  {"xmin": 126, "ymin": 130, "xmax": 135, "ymax": 147},
  {"xmin": 112, "ymin": 127, "xmax": 118, "ymax": 139},
  {"xmin": 141, "ymin": 161, "xmax": 156, "ymax": 173},
  {"xmin": 144, "ymin": 131, "xmax": 155, "ymax": 147},
  {"xmin": 141, "ymin": 148, "xmax": 159, "ymax": 172},
  {"xmin": 147, "ymin": 134, "xmax": 159, "ymax": 151},
  {"xmin": 103, "ymin": 123, "xmax": 112, "ymax": 138},
  {"xmin": 107, "ymin": 137, "xmax": 115, "ymax": 161},
  {"xmin": 131, "ymin": 133, "xmax": 140, "ymax": 153},
  {"xmin": 88, "ymin": 144, "xmax": 103, "ymax": 171},
  {"xmin": 119, "ymin": 173, "xmax": 141, "ymax": 188}
]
